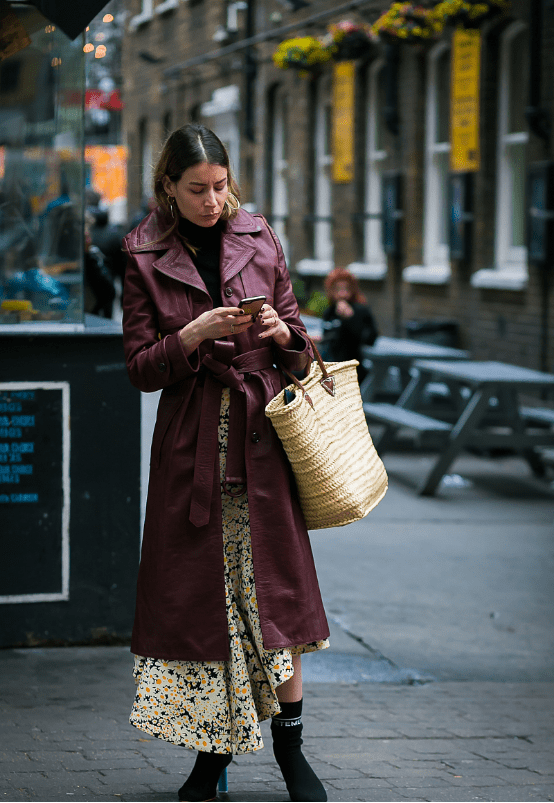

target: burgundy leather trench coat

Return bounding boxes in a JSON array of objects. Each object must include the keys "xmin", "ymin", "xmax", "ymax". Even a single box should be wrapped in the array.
[{"xmin": 122, "ymin": 207, "xmax": 329, "ymax": 661}]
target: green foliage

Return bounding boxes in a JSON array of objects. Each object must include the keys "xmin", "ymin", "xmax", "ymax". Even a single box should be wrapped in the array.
[
  {"xmin": 305, "ymin": 290, "xmax": 329, "ymax": 318},
  {"xmin": 292, "ymin": 277, "xmax": 308, "ymax": 305}
]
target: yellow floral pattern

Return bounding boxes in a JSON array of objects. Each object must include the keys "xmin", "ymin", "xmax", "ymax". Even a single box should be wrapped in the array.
[{"xmin": 130, "ymin": 388, "xmax": 329, "ymax": 754}]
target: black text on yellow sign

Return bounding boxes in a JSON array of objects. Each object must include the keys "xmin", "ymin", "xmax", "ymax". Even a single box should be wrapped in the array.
[
  {"xmin": 332, "ymin": 61, "xmax": 355, "ymax": 183},
  {"xmin": 450, "ymin": 28, "xmax": 481, "ymax": 173}
]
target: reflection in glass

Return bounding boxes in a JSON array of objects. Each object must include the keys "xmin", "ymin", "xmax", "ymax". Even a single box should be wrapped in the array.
[{"xmin": 0, "ymin": 7, "xmax": 84, "ymax": 325}]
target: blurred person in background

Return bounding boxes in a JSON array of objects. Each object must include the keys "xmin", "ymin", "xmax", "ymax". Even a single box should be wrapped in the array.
[
  {"xmin": 319, "ymin": 267, "xmax": 378, "ymax": 379},
  {"xmin": 89, "ymin": 207, "xmax": 127, "ymax": 282},
  {"xmin": 84, "ymin": 215, "xmax": 115, "ymax": 318}
]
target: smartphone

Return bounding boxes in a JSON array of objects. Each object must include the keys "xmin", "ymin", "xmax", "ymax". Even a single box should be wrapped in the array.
[{"xmin": 238, "ymin": 295, "xmax": 266, "ymax": 317}]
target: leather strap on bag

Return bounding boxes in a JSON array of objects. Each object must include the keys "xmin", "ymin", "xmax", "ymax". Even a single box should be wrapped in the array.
[{"xmin": 280, "ymin": 334, "xmax": 336, "ymax": 408}]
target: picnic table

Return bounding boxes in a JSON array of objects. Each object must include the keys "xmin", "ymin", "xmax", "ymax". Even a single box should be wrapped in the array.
[
  {"xmin": 364, "ymin": 360, "xmax": 554, "ymax": 495},
  {"xmin": 359, "ymin": 337, "xmax": 470, "ymax": 403}
]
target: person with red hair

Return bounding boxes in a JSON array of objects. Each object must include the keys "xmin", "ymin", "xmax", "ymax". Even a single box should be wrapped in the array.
[{"xmin": 319, "ymin": 268, "xmax": 378, "ymax": 375}]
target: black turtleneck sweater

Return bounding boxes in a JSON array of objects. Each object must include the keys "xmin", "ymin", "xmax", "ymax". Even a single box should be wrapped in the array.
[{"xmin": 178, "ymin": 216, "xmax": 223, "ymax": 308}]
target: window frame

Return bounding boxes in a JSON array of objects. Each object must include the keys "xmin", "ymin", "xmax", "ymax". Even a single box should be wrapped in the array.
[
  {"xmin": 348, "ymin": 58, "xmax": 387, "ymax": 281},
  {"xmin": 494, "ymin": 22, "xmax": 529, "ymax": 277},
  {"xmin": 297, "ymin": 75, "xmax": 334, "ymax": 276},
  {"xmin": 404, "ymin": 41, "xmax": 452, "ymax": 285},
  {"xmin": 471, "ymin": 20, "xmax": 529, "ymax": 290}
]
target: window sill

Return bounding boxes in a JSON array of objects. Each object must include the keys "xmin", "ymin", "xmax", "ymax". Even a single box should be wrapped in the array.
[
  {"xmin": 155, "ymin": 0, "xmax": 178, "ymax": 14},
  {"xmin": 403, "ymin": 264, "xmax": 451, "ymax": 285},
  {"xmin": 295, "ymin": 259, "xmax": 334, "ymax": 276},
  {"xmin": 470, "ymin": 267, "xmax": 528, "ymax": 290},
  {"xmin": 346, "ymin": 261, "xmax": 387, "ymax": 281},
  {"xmin": 129, "ymin": 10, "xmax": 154, "ymax": 30}
]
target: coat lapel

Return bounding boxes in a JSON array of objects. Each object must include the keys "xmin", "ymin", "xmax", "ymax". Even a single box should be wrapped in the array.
[
  {"xmin": 220, "ymin": 211, "xmax": 262, "ymax": 285},
  {"xmin": 145, "ymin": 209, "xmax": 263, "ymax": 294},
  {"xmin": 220, "ymin": 235, "xmax": 257, "ymax": 285},
  {"xmin": 152, "ymin": 247, "xmax": 208, "ymax": 295}
]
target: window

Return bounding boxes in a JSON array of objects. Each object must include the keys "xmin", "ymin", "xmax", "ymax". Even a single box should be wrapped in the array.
[
  {"xmin": 269, "ymin": 88, "xmax": 289, "ymax": 261},
  {"xmin": 297, "ymin": 76, "xmax": 333, "ymax": 276},
  {"xmin": 404, "ymin": 42, "xmax": 451, "ymax": 284},
  {"xmin": 348, "ymin": 59, "xmax": 387, "ymax": 280},
  {"xmin": 472, "ymin": 22, "xmax": 528, "ymax": 289}
]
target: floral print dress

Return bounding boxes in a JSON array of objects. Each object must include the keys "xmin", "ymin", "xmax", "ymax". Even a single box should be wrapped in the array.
[{"xmin": 130, "ymin": 388, "xmax": 329, "ymax": 755}]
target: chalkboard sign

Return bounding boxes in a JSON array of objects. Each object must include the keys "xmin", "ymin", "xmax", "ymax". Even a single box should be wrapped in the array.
[{"xmin": 0, "ymin": 382, "xmax": 69, "ymax": 603}]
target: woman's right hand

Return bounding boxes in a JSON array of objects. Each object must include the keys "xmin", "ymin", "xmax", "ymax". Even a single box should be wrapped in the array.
[{"xmin": 179, "ymin": 307, "xmax": 254, "ymax": 355}]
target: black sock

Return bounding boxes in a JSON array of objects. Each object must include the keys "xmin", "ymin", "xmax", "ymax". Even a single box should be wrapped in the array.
[
  {"xmin": 271, "ymin": 699, "xmax": 327, "ymax": 802},
  {"xmin": 177, "ymin": 750, "xmax": 232, "ymax": 802}
]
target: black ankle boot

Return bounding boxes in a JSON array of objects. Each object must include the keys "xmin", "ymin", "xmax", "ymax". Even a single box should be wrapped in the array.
[
  {"xmin": 177, "ymin": 750, "xmax": 232, "ymax": 802},
  {"xmin": 271, "ymin": 699, "xmax": 327, "ymax": 802}
]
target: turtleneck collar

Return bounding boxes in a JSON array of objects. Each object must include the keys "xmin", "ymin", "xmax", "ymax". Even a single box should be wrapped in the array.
[{"xmin": 178, "ymin": 215, "xmax": 223, "ymax": 246}]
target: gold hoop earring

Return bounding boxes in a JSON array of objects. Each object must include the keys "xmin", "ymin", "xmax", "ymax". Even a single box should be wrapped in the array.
[{"xmin": 167, "ymin": 195, "xmax": 176, "ymax": 220}]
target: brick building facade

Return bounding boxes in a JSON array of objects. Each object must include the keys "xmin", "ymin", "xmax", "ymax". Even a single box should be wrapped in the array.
[{"xmin": 121, "ymin": 0, "xmax": 554, "ymax": 372}]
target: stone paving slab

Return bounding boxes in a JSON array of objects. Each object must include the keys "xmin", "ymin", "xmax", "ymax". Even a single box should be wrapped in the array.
[{"xmin": 1, "ymin": 648, "xmax": 554, "ymax": 802}]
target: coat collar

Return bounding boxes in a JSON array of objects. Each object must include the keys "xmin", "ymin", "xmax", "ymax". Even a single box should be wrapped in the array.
[
  {"xmin": 127, "ymin": 207, "xmax": 261, "ymax": 253},
  {"xmin": 128, "ymin": 207, "xmax": 263, "ymax": 291}
]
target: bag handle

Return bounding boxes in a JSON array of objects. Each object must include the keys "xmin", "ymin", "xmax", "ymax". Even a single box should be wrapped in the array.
[{"xmin": 279, "ymin": 333, "xmax": 336, "ymax": 407}]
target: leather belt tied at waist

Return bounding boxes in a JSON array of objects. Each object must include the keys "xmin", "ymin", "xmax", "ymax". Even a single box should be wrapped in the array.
[{"xmin": 189, "ymin": 342, "xmax": 275, "ymax": 528}]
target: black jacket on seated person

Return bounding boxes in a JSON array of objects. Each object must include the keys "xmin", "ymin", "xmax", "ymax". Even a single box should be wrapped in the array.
[{"xmin": 320, "ymin": 302, "xmax": 378, "ymax": 366}]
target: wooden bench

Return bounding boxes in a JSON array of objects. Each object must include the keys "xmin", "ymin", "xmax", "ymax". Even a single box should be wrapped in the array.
[
  {"xmin": 520, "ymin": 406, "xmax": 554, "ymax": 427},
  {"xmin": 364, "ymin": 402, "xmax": 452, "ymax": 451}
]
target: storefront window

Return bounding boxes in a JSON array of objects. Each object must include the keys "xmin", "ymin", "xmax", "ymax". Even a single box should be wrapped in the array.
[{"xmin": 0, "ymin": 6, "xmax": 84, "ymax": 327}]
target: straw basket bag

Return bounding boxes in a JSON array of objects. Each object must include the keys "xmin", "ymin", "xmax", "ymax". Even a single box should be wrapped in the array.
[{"xmin": 265, "ymin": 339, "xmax": 388, "ymax": 530}]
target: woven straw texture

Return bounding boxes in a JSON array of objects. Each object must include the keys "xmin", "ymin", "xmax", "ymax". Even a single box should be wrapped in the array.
[{"xmin": 265, "ymin": 359, "xmax": 388, "ymax": 530}]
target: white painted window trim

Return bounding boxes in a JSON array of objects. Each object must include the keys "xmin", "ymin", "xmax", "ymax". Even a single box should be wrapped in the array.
[
  {"xmin": 346, "ymin": 261, "xmax": 387, "ymax": 280},
  {"xmin": 313, "ymin": 76, "xmax": 333, "ymax": 263},
  {"xmin": 296, "ymin": 259, "xmax": 334, "ymax": 276},
  {"xmin": 0, "ymin": 382, "xmax": 70, "ymax": 604},
  {"xmin": 130, "ymin": 0, "xmax": 154, "ymax": 30},
  {"xmin": 403, "ymin": 264, "xmax": 452, "ymax": 284},
  {"xmin": 472, "ymin": 20, "xmax": 528, "ymax": 291},
  {"xmin": 155, "ymin": 0, "xmax": 179, "ymax": 14},
  {"xmin": 405, "ymin": 42, "xmax": 451, "ymax": 286},
  {"xmin": 354, "ymin": 58, "xmax": 388, "ymax": 281}
]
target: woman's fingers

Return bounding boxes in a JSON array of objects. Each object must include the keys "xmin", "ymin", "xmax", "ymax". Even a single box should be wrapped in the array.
[{"xmin": 257, "ymin": 304, "xmax": 289, "ymax": 342}]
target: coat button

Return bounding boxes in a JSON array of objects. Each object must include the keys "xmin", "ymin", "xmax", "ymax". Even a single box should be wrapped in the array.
[
  {"xmin": 225, "ymin": 287, "xmax": 233, "ymax": 297},
  {"xmin": 158, "ymin": 362, "xmax": 167, "ymax": 372},
  {"xmin": 251, "ymin": 432, "xmax": 261, "ymax": 443},
  {"xmin": 243, "ymin": 372, "xmax": 251, "ymax": 381}
]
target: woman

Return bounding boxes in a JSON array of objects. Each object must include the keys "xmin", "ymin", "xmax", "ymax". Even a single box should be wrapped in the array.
[
  {"xmin": 122, "ymin": 124, "xmax": 329, "ymax": 803},
  {"xmin": 319, "ymin": 267, "xmax": 378, "ymax": 373}
]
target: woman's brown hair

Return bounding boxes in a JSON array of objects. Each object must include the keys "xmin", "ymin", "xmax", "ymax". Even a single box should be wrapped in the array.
[{"xmin": 142, "ymin": 123, "xmax": 241, "ymax": 248}]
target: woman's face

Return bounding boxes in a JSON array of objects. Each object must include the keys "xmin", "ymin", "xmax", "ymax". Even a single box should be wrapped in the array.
[
  {"xmin": 163, "ymin": 162, "xmax": 228, "ymax": 227},
  {"xmin": 331, "ymin": 280, "xmax": 352, "ymax": 302}
]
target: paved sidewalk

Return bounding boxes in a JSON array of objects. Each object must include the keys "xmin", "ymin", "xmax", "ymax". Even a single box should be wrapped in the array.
[{"xmin": 1, "ymin": 646, "xmax": 553, "ymax": 802}]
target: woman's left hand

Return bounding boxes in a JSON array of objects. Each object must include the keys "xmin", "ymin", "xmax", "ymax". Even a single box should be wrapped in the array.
[{"xmin": 257, "ymin": 304, "xmax": 293, "ymax": 348}]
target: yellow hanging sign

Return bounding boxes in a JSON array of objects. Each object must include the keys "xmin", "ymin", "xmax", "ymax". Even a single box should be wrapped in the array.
[
  {"xmin": 450, "ymin": 28, "xmax": 481, "ymax": 173},
  {"xmin": 332, "ymin": 61, "xmax": 355, "ymax": 183}
]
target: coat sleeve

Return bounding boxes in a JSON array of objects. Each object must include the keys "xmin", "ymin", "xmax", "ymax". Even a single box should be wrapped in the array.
[
  {"xmin": 122, "ymin": 242, "xmax": 200, "ymax": 393},
  {"xmin": 261, "ymin": 219, "xmax": 312, "ymax": 374}
]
